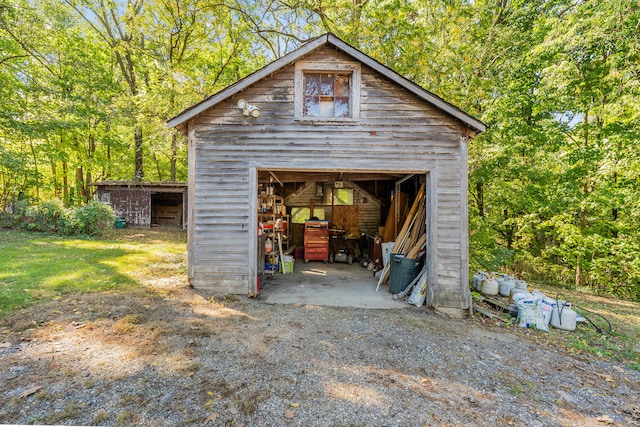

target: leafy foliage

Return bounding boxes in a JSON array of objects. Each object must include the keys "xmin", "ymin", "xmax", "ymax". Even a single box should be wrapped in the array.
[
  {"xmin": 1, "ymin": 200, "xmax": 114, "ymax": 236},
  {"xmin": 63, "ymin": 201, "xmax": 115, "ymax": 236}
]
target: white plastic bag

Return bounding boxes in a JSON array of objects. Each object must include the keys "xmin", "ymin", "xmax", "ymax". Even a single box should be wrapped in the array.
[
  {"xmin": 534, "ymin": 290, "xmax": 554, "ymax": 331},
  {"xmin": 408, "ymin": 271, "xmax": 428, "ymax": 307},
  {"xmin": 514, "ymin": 292, "xmax": 547, "ymax": 331}
]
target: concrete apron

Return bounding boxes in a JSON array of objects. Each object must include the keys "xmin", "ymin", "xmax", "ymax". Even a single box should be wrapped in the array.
[{"xmin": 259, "ymin": 261, "xmax": 409, "ymax": 309}]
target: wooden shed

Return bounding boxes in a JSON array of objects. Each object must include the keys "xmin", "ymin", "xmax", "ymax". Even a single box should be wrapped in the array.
[
  {"xmin": 93, "ymin": 181, "xmax": 188, "ymax": 229},
  {"xmin": 168, "ymin": 34, "xmax": 485, "ymax": 316}
]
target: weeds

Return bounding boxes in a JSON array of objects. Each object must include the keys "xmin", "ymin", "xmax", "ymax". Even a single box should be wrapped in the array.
[
  {"xmin": 116, "ymin": 409, "xmax": 136, "ymax": 426},
  {"xmin": 509, "ymin": 384, "xmax": 525, "ymax": 397},
  {"xmin": 93, "ymin": 409, "xmax": 110, "ymax": 425},
  {"xmin": 113, "ymin": 314, "xmax": 143, "ymax": 334},
  {"xmin": 43, "ymin": 402, "xmax": 84, "ymax": 424}
]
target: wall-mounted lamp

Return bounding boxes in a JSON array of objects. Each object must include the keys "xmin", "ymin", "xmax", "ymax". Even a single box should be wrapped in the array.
[{"xmin": 237, "ymin": 99, "xmax": 261, "ymax": 118}]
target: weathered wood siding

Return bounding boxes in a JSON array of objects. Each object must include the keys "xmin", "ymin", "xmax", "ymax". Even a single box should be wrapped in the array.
[
  {"xmin": 96, "ymin": 185, "xmax": 188, "ymax": 230},
  {"xmin": 98, "ymin": 188, "xmax": 151, "ymax": 228},
  {"xmin": 187, "ymin": 46, "xmax": 470, "ymax": 309}
]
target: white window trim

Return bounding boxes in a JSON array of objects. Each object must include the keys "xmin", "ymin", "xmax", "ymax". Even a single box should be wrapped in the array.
[{"xmin": 294, "ymin": 61, "xmax": 361, "ymax": 121}]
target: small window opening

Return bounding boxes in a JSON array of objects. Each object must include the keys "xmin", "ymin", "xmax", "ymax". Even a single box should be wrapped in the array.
[{"xmin": 303, "ymin": 73, "xmax": 351, "ymax": 118}]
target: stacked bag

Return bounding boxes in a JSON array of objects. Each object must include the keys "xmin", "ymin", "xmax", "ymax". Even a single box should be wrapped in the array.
[{"xmin": 512, "ymin": 290, "xmax": 578, "ymax": 332}]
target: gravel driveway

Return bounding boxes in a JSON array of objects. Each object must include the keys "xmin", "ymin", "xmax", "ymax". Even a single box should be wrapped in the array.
[{"xmin": 1, "ymin": 286, "xmax": 639, "ymax": 426}]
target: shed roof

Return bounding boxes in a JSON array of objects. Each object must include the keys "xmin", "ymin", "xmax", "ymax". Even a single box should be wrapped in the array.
[
  {"xmin": 91, "ymin": 180, "xmax": 187, "ymax": 191},
  {"xmin": 167, "ymin": 33, "xmax": 486, "ymax": 133}
]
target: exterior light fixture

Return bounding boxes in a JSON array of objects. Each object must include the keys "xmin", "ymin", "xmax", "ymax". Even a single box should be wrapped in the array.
[{"xmin": 237, "ymin": 99, "xmax": 261, "ymax": 118}]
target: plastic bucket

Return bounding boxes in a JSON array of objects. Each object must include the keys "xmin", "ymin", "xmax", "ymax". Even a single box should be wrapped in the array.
[{"xmin": 389, "ymin": 254, "xmax": 421, "ymax": 294}]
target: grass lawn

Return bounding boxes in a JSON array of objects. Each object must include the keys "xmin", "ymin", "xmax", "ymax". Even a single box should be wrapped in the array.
[{"xmin": 0, "ymin": 228, "xmax": 187, "ymax": 316}]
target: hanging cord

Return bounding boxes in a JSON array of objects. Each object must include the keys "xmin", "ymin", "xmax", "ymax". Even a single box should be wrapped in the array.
[
  {"xmin": 555, "ymin": 292, "xmax": 569, "ymax": 327},
  {"xmin": 572, "ymin": 304, "xmax": 612, "ymax": 336},
  {"xmin": 555, "ymin": 292, "xmax": 612, "ymax": 336}
]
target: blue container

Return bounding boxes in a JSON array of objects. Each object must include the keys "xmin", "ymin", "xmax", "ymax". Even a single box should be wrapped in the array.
[{"xmin": 265, "ymin": 262, "xmax": 279, "ymax": 273}]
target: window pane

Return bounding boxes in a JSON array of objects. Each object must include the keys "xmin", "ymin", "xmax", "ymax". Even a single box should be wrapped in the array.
[
  {"xmin": 305, "ymin": 74, "xmax": 320, "ymax": 95},
  {"xmin": 334, "ymin": 97, "xmax": 349, "ymax": 118},
  {"xmin": 320, "ymin": 74, "xmax": 334, "ymax": 95},
  {"xmin": 302, "ymin": 73, "xmax": 351, "ymax": 118},
  {"xmin": 291, "ymin": 207, "xmax": 325, "ymax": 223},
  {"xmin": 334, "ymin": 188, "xmax": 354, "ymax": 206},
  {"xmin": 304, "ymin": 96, "xmax": 319, "ymax": 116},
  {"xmin": 319, "ymin": 99, "xmax": 334, "ymax": 117},
  {"xmin": 322, "ymin": 186, "xmax": 354, "ymax": 205},
  {"xmin": 335, "ymin": 75, "xmax": 350, "ymax": 96}
]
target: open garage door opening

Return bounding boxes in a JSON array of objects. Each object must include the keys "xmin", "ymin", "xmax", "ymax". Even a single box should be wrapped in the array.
[
  {"xmin": 254, "ymin": 169, "xmax": 430, "ymax": 307},
  {"xmin": 151, "ymin": 191, "xmax": 185, "ymax": 228}
]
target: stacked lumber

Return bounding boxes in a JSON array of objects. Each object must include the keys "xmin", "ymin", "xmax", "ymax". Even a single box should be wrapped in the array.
[
  {"xmin": 377, "ymin": 184, "xmax": 426, "ymax": 289},
  {"xmin": 382, "ymin": 191, "xmax": 408, "ymax": 242}
]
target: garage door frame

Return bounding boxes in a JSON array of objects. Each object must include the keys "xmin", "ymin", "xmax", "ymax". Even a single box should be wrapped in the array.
[{"xmin": 248, "ymin": 164, "xmax": 437, "ymax": 303}]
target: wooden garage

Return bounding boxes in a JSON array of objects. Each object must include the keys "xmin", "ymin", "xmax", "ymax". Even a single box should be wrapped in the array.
[{"xmin": 168, "ymin": 34, "xmax": 485, "ymax": 316}]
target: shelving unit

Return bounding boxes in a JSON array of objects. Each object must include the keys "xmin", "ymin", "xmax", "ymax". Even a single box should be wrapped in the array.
[{"xmin": 258, "ymin": 193, "xmax": 289, "ymax": 274}]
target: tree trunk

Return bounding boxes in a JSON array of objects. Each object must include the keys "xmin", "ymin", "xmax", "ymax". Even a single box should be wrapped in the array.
[
  {"xmin": 86, "ymin": 170, "xmax": 92, "ymax": 201},
  {"xmin": 104, "ymin": 118, "xmax": 112, "ymax": 180},
  {"xmin": 51, "ymin": 163, "xmax": 59, "ymax": 199},
  {"xmin": 153, "ymin": 152, "xmax": 163, "ymax": 181},
  {"xmin": 476, "ymin": 182, "xmax": 484, "ymax": 217},
  {"xmin": 29, "ymin": 138, "xmax": 40, "ymax": 199},
  {"xmin": 105, "ymin": 143, "xmax": 111, "ymax": 179},
  {"xmin": 62, "ymin": 161, "xmax": 69, "ymax": 206},
  {"xmin": 134, "ymin": 126, "xmax": 143, "ymax": 181},
  {"xmin": 76, "ymin": 166, "xmax": 86, "ymax": 204},
  {"xmin": 504, "ymin": 209, "xmax": 514, "ymax": 249},
  {"xmin": 170, "ymin": 133, "xmax": 177, "ymax": 181},
  {"xmin": 88, "ymin": 132, "xmax": 95, "ymax": 156}
]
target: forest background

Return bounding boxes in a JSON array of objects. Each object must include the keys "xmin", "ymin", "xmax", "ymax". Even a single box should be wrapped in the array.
[{"xmin": 1, "ymin": 0, "xmax": 638, "ymax": 301}]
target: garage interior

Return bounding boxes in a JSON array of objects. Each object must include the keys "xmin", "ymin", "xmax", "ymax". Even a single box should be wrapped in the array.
[
  {"xmin": 151, "ymin": 191, "xmax": 184, "ymax": 227},
  {"xmin": 256, "ymin": 170, "xmax": 427, "ymax": 307}
]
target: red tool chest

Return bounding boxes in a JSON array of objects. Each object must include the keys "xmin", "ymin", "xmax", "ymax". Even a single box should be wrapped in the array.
[{"xmin": 304, "ymin": 220, "xmax": 329, "ymax": 262}]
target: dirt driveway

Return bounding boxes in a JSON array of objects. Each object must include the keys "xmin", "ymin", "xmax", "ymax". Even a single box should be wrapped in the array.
[{"xmin": 1, "ymin": 284, "xmax": 639, "ymax": 426}]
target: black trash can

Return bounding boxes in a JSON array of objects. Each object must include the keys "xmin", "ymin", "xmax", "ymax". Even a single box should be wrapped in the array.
[{"xmin": 389, "ymin": 254, "xmax": 421, "ymax": 294}]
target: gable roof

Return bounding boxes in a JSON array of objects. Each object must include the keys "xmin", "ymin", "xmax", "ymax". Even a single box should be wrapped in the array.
[{"xmin": 167, "ymin": 33, "xmax": 486, "ymax": 133}]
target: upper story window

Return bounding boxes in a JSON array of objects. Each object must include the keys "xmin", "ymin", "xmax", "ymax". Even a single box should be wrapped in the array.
[
  {"xmin": 304, "ymin": 73, "xmax": 351, "ymax": 118},
  {"xmin": 294, "ymin": 61, "xmax": 360, "ymax": 120}
]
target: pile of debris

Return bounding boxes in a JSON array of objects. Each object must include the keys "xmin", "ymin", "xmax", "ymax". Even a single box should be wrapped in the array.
[
  {"xmin": 470, "ymin": 272, "xmax": 611, "ymax": 334},
  {"xmin": 375, "ymin": 184, "xmax": 428, "ymax": 306}
]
